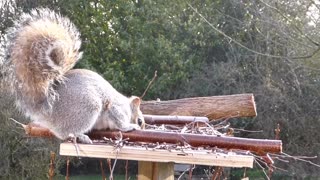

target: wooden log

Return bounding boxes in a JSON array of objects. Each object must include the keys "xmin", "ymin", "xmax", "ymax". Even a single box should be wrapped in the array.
[
  {"xmin": 21, "ymin": 123, "xmax": 280, "ymax": 155},
  {"xmin": 140, "ymin": 93, "xmax": 257, "ymax": 120},
  {"xmin": 88, "ymin": 130, "xmax": 282, "ymax": 155},
  {"xmin": 59, "ymin": 143, "xmax": 254, "ymax": 168},
  {"xmin": 143, "ymin": 115, "xmax": 208, "ymax": 125}
]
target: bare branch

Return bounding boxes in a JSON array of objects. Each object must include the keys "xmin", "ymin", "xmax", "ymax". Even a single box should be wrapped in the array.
[
  {"xmin": 257, "ymin": 0, "xmax": 320, "ymax": 46},
  {"xmin": 140, "ymin": 70, "xmax": 157, "ymax": 99},
  {"xmin": 187, "ymin": 3, "xmax": 286, "ymax": 59}
]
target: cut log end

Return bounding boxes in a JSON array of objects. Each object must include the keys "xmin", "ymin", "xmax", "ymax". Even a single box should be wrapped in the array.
[{"xmin": 23, "ymin": 123, "xmax": 55, "ymax": 138}]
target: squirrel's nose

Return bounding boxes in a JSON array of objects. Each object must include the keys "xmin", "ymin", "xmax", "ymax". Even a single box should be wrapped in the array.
[{"xmin": 137, "ymin": 118, "xmax": 143, "ymax": 126}]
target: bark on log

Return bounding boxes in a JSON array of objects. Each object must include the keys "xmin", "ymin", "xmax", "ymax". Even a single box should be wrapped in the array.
[
  {"xmin": 88, "ymin": 130, "xmax": 282, "ymax": 155},
  {"xmin": 143, "ymin": 115, "xmax": 208, "ymax": 125},
  {"xmin": 22, "ymin": 123, "xmax": 281, "ymax": 155},
  {"xmin": 140, "ymin": 94, "xmax": 256, "ymax": 120}
]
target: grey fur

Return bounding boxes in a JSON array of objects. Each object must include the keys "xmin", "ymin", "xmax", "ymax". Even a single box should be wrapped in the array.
[
  {"xmin": 2, "ymin": 8, "xmax": 82, "ymax": 111},
  {"xmin": 1, "ymin": 8, "xmax": 144, "ymax": 143},
  {"xmin": 32, "ymin": 69, "xmax": 143, "ymax": 144}
]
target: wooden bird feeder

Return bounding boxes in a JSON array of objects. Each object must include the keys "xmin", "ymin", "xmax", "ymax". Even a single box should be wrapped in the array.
[{"xmin": 21, "ymin": 93, "xmax": 282, "ymax": 179}]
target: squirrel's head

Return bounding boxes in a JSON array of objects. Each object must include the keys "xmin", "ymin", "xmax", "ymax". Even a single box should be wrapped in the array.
[{"xmin": 129, "ymin": 96, "xmax": 145, "ymax": 129}]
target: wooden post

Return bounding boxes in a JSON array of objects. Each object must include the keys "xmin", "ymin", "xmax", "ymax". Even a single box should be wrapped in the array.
[
  {"xmin": 138, "ymin": 161, "xmax": 153, "ymax": 180},
  {"xmin": 138, "ymin": 161, "xmax": 174, "ymax": 180},
  {"xmin": 157, "ymin": 162, "xmax": 174, "ymax": 180}
]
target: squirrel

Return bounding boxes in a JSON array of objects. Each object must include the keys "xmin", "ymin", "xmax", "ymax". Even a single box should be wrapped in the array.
[{"xmin": 1, "ymin": 8, "xmax": 145, "ymax": 144}]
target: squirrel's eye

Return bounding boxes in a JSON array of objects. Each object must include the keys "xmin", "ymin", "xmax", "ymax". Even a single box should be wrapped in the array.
[{"xmin": 137, "ymin": 118, "xmax": 143, "ymax": 126}]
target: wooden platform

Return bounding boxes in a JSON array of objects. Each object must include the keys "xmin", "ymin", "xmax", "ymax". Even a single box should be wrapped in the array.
[{"xmin": 59, "ymin": 143, "xmax": 254, "ymax": 168}]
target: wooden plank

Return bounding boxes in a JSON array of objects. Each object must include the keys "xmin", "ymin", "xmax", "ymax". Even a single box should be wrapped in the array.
[{"xmin": 59, "ymin": 143, "xmax": 254, "ymax": 168}]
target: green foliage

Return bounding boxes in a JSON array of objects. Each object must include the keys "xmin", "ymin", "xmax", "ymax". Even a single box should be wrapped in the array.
[
  {"xmin": 61, "ymin": 174, "xmax": 131, "ymax": 180},
  {"xmin": 0, "ymin": 91, "xmax": 62, "ymax": 180},
  {"xmin": 55, "ymin": 0, "xmax": 223, "ymax": 99},
  {"xmin": 2, "ymin": 0, "xmax": 320, "ymax": 179}
]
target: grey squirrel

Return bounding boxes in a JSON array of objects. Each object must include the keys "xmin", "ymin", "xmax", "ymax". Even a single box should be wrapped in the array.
[{"xmin": 1, "ymin": 8, "xmax": 145, "ymax": 144}]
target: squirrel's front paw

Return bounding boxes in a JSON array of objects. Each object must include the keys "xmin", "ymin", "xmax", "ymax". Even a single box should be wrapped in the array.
[{"xmin": 131, "ymin": 124, "xmax": 141, "ymax": 130}]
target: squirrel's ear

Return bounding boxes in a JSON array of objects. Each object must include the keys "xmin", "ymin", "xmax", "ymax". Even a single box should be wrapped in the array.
[{"xmin": 129, "ymin": 96, "xmax": 141, "ymax": 110}]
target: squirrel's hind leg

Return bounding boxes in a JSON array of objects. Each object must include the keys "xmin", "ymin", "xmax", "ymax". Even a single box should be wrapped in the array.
[
  {"xmin": 76, "ymin": 134, "xmax": 93, "ymax": 144},
  {"xmin": 67, "ymin": 133, "xmax": 93, "ymax": 144}
]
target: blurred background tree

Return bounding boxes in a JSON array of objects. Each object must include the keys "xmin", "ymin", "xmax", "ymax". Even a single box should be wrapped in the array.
[{"xmin": 1, "ymin": 0, "xmax": 320, "ymax": 179}]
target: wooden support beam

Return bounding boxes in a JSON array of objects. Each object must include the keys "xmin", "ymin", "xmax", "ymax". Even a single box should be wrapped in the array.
[
  {"xmin": 155, "ymin": 162, "xmax": 174, "ymax": 180},
  {"xmin": 140, "ymin": 93, "xmax": 256, "ymax": 120},
  {"xmin": 138, "ymin": 161, "xmax": 154, "ymax": 180},
  {"xmin": 138, "ymin": 161, "xmax": 174, "ymax": 180},
  {"xmin": 59, "ymin": 143, "xmax": 254, "ymax": 168}
]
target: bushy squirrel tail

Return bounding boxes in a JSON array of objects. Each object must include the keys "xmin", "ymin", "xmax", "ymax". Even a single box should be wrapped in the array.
[{"xmin": 2, "ymin": 8, "xmax": 82, "ymax": 105}]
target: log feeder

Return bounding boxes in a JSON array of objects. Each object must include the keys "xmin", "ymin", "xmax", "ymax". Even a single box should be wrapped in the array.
[
  {"xmin": 22, "ymin": 124, "xmax": 282, "ymax": 155},
  {"xmin": 59, "ymin": 143, "xmax": 254, "ymax": 168},
  {"xmin": 16, "ymin": 93, "xmax": 278, "ymax": 178},
  {"xmin": 88, "ymin": 130, "xmax": 282, "ymax": 155},
  {"xmin": 143, "ymin": 115, "xmax": 209, "ymax": 125},
  {"xmin": 141, "ymin": 93, "xmax": 257, "ymax": 120}
]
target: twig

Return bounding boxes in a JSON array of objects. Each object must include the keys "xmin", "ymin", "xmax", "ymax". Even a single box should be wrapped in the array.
[
  {"xmin": 107, "ymin": 159, "xmax": 113, "ymax": 180},
  {"xmin": 268, "ymin": 165, "xmax": 273, "ymax": 179},
  {"xmin": 275, "ymin": 124, "xmax": 280, "ymax": 140},
  {"xmin": 269, "ymin": 153, "xmax": 317, "ymax": 159},
  {"xmin": 203, "ymin": 168, "xmax": 212, "ymax": 179},
  {"xmin": 9, "ymin": 118, "xmax": 25, "ymax": 128},
  {"xmin": 66, "ymin": 157, "xmax": 70, "ymax": 180},
  {"xmin": 232, "ymin": 128, "xmax": 263, "ymax": 133},
  {"xmin": 211, "ymin": 167, "xmax": 223, "ymax": 180},
  {"xmin": 125, "ymin": 160, "xmax": 129, "ymax": 180},
  {"xmin": 210, "ymin": 114, "xmax": 238, "ymax": 126},
  {"xmin": 188, "ymin": 164, "xmax": 195, "ymax": 180},
  {"xmin": 100, "ymin": 160, "xmax": 106, "ymax": 180},
  {"xmin": 281, "ymin": 152, "xmax": 320, "ymax": 168},
  {"xmin": 49, "ymin": 151, "xmax": 55, "ymax": 180},
  {"xmin": 177, "ymin": 165, "xmax": 195, "ymax": 180},
  {"xmin": 270, "ymin": 165, "xmax": 288, "ymax": 172},
  {"xmin": 274, "ymin": 157, "xmax": 290, "ymax": 163},
  {"xmin": 140, "ymin": 70, "xmax": 157, "ymax": 99},
  {"xmin": 68, "ymin": 134, "xmax": 80, "ymax": 157},
  {"xmin": 254, "ymin": 159, "xmax": 270, "ymax": 180},
  {"xmin": 109, "ymin": 151, "xmax": 119, "ymax": 180},
  {"xmin": 243, "ymin": 167, "xmax": 247, "ymax": 178},
  {"xmin": 107, "ymin": 132, "xmax": 125, "ymax": 180}
]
